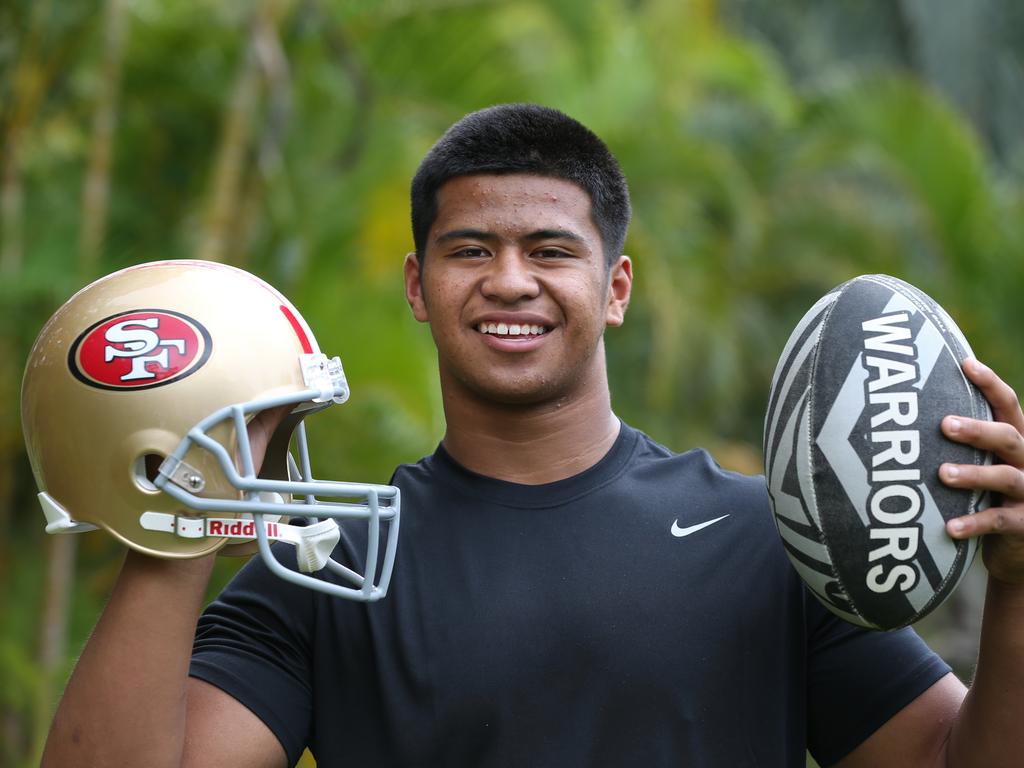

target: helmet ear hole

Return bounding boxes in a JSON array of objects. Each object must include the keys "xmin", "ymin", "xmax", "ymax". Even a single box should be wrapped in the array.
[{"xmin": 133, "ymin": 453, "xmax": 165, "ymax": 492}]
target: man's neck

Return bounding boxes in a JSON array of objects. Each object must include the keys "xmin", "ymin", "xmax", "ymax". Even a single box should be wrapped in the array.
[{"xmin": 439, "ymin": 388, "xmax": 621, "ymax": 485}]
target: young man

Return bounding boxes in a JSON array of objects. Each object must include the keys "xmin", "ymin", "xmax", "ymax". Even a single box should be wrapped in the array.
[{"xmin": 42, "ymin": 105, "xmax": 1024, "ymax": 766}]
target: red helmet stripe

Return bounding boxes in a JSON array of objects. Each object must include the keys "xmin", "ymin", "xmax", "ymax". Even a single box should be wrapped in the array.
[{"xmin": 279, "ymin": 304, "xmax": 313, "ymax": 354}]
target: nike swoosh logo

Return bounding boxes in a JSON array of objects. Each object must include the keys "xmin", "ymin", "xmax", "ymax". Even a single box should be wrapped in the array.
[{"xmin": 670, "ymin": 514, "xmax": 730, "ymax": 538}]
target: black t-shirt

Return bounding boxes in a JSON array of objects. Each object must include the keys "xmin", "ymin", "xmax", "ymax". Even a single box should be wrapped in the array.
[{"xmin": 190, "ymin": 423, "xmax": 951, "ymax": 767}]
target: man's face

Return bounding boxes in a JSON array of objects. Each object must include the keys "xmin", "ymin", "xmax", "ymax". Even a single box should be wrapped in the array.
[{"xmin": 404, "ymin": 173, "xmax": 632, "ymax": 407}]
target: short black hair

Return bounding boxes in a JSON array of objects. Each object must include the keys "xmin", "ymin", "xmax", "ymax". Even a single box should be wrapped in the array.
[{"xmin": 411, "ymin": 103, "xmax": 631, "ymax": 268}]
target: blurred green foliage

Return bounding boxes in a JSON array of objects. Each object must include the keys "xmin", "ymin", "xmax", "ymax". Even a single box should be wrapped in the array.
[{"xmin": 2, "ymin": 1, "xmax": 1022, "ymax": 765}]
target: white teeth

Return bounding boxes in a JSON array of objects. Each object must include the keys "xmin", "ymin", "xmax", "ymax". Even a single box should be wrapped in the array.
[{"xmin": 477, "ymin": 322, "xmax": 548, "ymax": 336}]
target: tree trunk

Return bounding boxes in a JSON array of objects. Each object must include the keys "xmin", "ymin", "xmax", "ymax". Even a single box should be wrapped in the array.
[
  {"xmin": 79, "ymin": 0, "xmax": 128, "ymax": 278},
  {"xmin": 197, "ymin": 11, "xmax": 266, "ymax": 264}
]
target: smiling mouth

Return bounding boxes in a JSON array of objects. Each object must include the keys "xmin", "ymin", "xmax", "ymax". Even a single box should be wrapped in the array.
[{"xmin": 477, "ymin": 322, "xmax": 550, "ymax": 337}]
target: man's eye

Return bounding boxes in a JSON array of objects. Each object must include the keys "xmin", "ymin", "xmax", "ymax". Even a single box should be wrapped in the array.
[
  {"xmin": 454, "ymin": 247, "xmax": 488, "ymax": 258},
  {"xmin": 535, "ymin": 249, "xmax": 570, "ymax": 259}
]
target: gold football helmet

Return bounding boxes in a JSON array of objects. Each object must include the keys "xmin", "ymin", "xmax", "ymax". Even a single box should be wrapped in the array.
[{"xmin": 21, "ymin": 260, "xmax": 399, "ymax": 601}]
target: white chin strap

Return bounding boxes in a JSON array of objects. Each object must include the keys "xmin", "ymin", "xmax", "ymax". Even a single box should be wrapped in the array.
[{"xmin": 138, "ymin": 511, "xmax": 341, "ymax": 573}]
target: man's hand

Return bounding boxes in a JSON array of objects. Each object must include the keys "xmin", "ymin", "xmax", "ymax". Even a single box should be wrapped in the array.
[
  {"xmin": 941, "ymin": 358, "xmax": 1024, "ymax": 584},
  {"xmin": 247, "ymin": 403, "xmax": 293, "ymax": 475}
]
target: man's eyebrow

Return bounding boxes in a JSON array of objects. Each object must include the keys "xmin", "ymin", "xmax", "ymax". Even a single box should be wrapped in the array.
[
  {"xmin": 435, "ymin": 228, "xmax": 498, "ymax": 243},
  {"xmin": 523, "ymin": 229, "xmax": 585, "ymax": 243},
  {"xmin": 434, "ymin": 228, "xmax": 586, "ymax": 244}
]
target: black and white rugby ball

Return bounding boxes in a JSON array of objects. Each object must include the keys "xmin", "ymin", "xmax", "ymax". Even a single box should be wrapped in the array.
[{"xmin": 763, "ymin": 274, "xmax": 992, "ymax": 630}]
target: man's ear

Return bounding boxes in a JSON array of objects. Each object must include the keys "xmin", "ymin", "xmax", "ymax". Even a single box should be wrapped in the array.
[
  {"xmin": 404, "ymin": 252, "xmax": 429, "ymax": 322},
  {"xmin": 605, "ymin": 255, "xmax": 632, "ymax": 327}
]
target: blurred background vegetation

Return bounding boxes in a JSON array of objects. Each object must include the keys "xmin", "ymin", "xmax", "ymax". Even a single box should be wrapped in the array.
[{"xmin": 2, "ymin": 1, "xmax": 1023, "ymax": 765}]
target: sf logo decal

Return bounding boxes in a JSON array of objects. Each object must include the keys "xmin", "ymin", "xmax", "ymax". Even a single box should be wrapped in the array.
[
  {"xmin": 104, "ymin": 317, "xmax": 188, "ymax": 381},
  {"xmin": 69, "ymin": 309, "xmax": 212, "ymax": 390}
]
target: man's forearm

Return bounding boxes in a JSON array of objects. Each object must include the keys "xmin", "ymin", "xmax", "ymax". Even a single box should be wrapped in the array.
[
  {"xmin": 41, "ymin": 550, "xmax": 215, "ymax": 768},
  {"xmin": 947, "ymin": 576, "xmax": 1024, "ymax": 767}
]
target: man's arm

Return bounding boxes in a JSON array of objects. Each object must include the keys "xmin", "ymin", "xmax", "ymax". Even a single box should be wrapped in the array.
[
  {"xmin": 838, "ymin": 359, "xmax": 1024, "ymax": 768},
  {"xmin": 941, "ymin": 358, "xmax": 1024, "ymax": 767},
  {"xmin": 40, "ymin": 551, "xmax": 286, "ymax": 768}
]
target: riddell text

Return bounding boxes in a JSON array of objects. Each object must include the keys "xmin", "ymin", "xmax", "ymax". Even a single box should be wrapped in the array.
[{"xmin": 208, "ymin": 519, "xmax": 281, "ymax": 538}]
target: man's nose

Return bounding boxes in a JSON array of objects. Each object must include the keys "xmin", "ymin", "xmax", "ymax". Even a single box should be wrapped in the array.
[{"xmin": 480, "ymin": 251, "xmax": 541, "ymax": 303}]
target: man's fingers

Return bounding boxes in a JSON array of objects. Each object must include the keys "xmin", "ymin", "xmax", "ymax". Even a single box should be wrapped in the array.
[
  {"xmin": 942, "ymin": 415, "xmax": 1024, "ymax": 467},
  {"xmin": 947, "ymin": 505, "xmax": 1024, "ymax": 539},
  {"xmin": 246, "ymin": 404, "xmax": 293, "ymax": 474},
  {"xmin": 963, "ymin": 358, "xmax": 1024, "ymax": 433},
  {"xmin": 948, "ymin": 361, "xmax": 1024, "ymax": 584},
  {"xmin": 940, "ymin": 461, "xmax": 1024, "ymax": 498}
]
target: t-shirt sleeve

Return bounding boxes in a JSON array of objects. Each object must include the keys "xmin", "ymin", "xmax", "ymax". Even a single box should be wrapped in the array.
[
  {"xmin": 804, "ymin": 589, "xmax": 953, "ymax": 766},
  {"xmin": 190, "ymin": 543, "xmax": 316, "ymax": 767}
]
